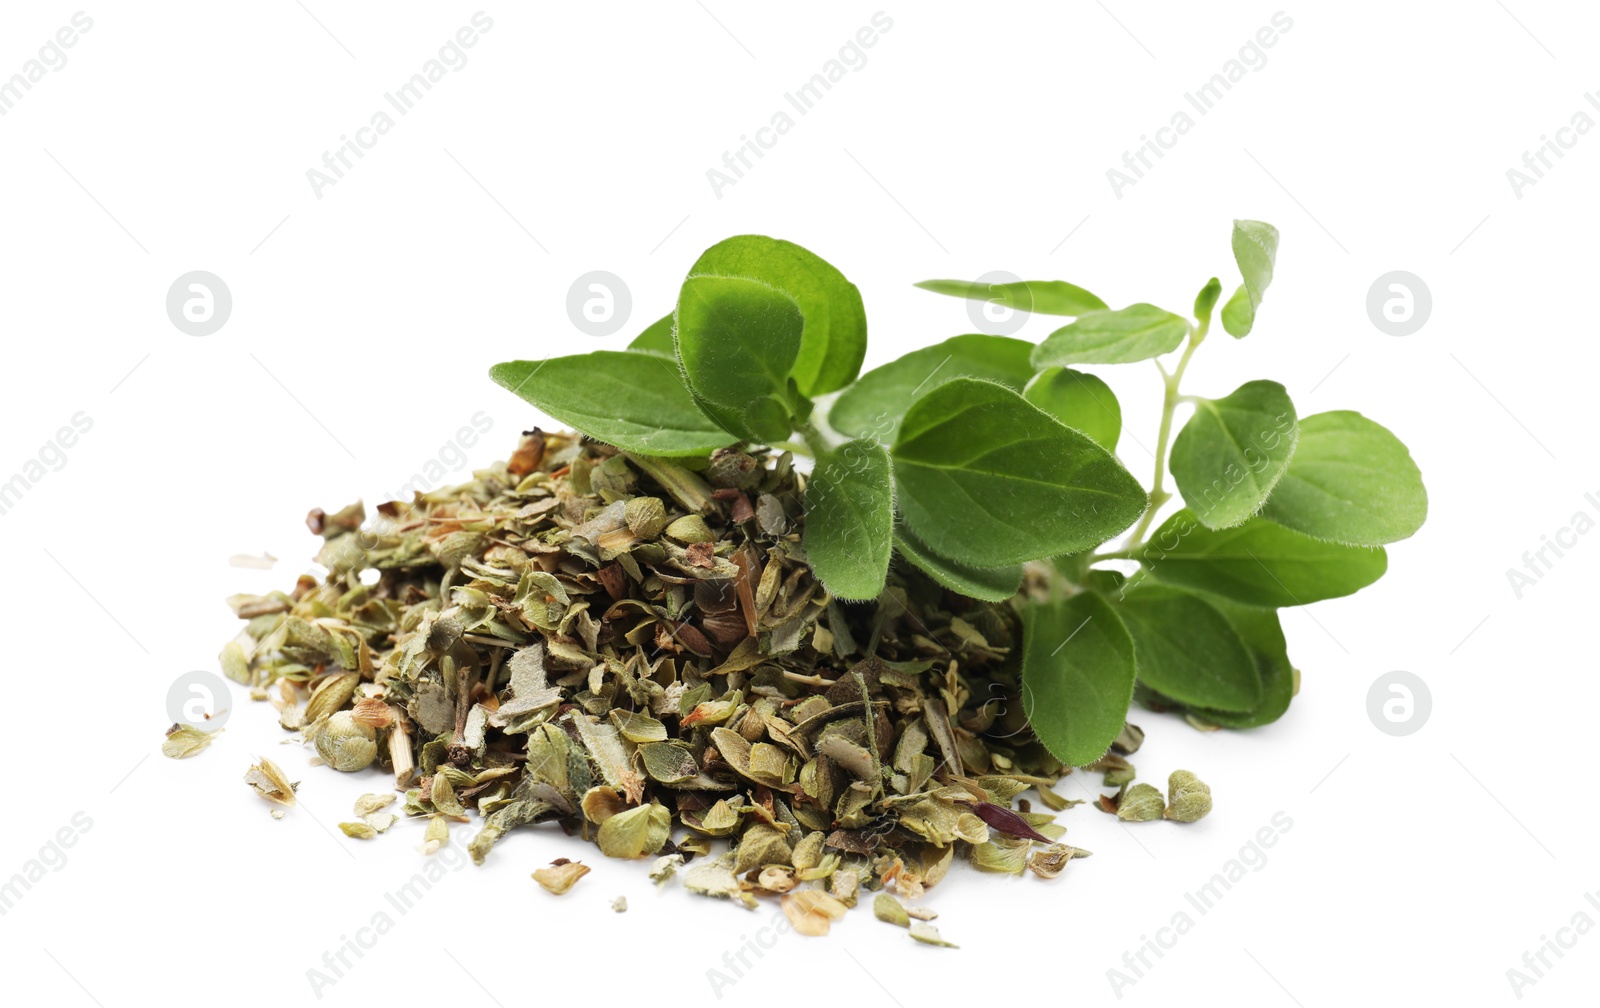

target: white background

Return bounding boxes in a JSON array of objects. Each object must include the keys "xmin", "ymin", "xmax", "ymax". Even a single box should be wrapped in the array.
[{"xmin": 1, "ymin": 2, "xmax": 1595, "ymax": 1005}]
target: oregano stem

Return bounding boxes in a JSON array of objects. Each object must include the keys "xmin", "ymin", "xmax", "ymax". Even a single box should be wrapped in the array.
[
  {"xmin": 770, "ymin": 439, "xmax": 814, "ymax": 458},
  {"xmin": 791, "ymin": 419, "xmax": 831, "ymax": 458},
  {"xmin": 1122, "ymin": 318, "xmax": 1207, "ymax": 552}
]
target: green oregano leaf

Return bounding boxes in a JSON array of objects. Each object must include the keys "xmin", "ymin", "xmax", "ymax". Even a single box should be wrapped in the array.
[
  {"xmin": 673, "ymin": 275, "xmax": 806, "ymax": 442},
  {"xmin": 1261, "ymin": 410, "xmax": 1427, "ymax": 546},
  {"xmin": 1180, "ymin": 598, "xmax": 1295, "ymax": 728},
  {"xmin": 489, "ymin": 351, "xmax": 732, "ymax": 457},
  {"xmin": 1139, "ymin": 509, "xmax": 1387, "ymax": 606},
  {"xmin": 914, "ymin": 278, "xmax": 1108, "ymax": 317},
  {"xmin": 1032, "ymin": 304, "xmax": 1190, "ymax": 367},
  {"xmin": 1113, "ymin": 583, "xmax": 1261, "ymax": 712},
  {"xmin": 1220, "ymin": 219, "xmax": 1278, "ymax": 338},
  {"xmin": 1170, "ymin": 379, "xmax": 1298, "ymax": 529},
  {"xmin": 1022, "ymin": 591, "xmax": 1136, "ymax": 766},
  {"xmin": 802, "ymin": 438, "xmax": 894, "ymax": 601},
  {"xmin": 893, "ymin": 526, "xmax": 1022, "ymax": 603},
  {"xmin": 627, "ymin": 313, "xmax": 676, "ymax": 356},
  {"xmin": 892, "ymin": 379, "xmax": 1146, "ymax": 567},
  {"xmin": 1022, "ymin": 367, "xmax": 1122, "ymax": 451},
  {"xmin": 689, "ymin": 235, "xmax": 866, "ymax": 396},
  {"xmin": 828, "ymin": 334, "xmax": 1034, "ymax": 442},
  {"xmin": 1194, "ymin": 277, "xmax": 1223, "ymax": 328}
]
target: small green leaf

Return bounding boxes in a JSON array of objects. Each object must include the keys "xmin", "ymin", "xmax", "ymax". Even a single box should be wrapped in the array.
[
  {"xmin": 1193, "ymin": 277, "xmax": 1223, "ymax": 328},
  {"xmin": 1181, "ymin": 598, "xmax": 1295, "ymax": 728},
  {"xmin": 689, "ymin": 235, "xmax": 866, "ymax": 396},
  {"xmin": 1113, "ymin": 583, "xmax": 1261, "ymax": 712},
  {"xmin": 673, "ymin": 275, "xmax": 806, "ymax": 442},
  {"xmin": 627, "ymin": 313, "xmax": 675, "ymax": 355},
  {"xmin": 1170, "ymin": 379, "xmax": 1298, "ymax": 529},
  {"xmin": 828, "ymin": 334, "xmax": 1034, "ymax": 442},
  {"xmin": 489, "ymin": 351, "xmax": 731, "ymax": 457},
  {"xmin": 1032, "ymin": 304, "xmax": 1190, "ymax": 367},
  {"xmin": 1022, "ymin": 591, "xmax": 1136, "ymax": 766},
  {"xmin": 1022, "ymin": 367, "xmax": 1122, "ymax": 451},
  {"xmin": 803, "ymin": 439, "xmax": 894, "ymax": 601},
  {"xmin": 1220, "ymin": 220, "xmax": 1278, "ymax": 338},
  {"xmin": 1261, "ymin": 410, "xmax": 1427, "ymax": 546},
  {"xmin": 893, "ymin": 526, "xmax": 1021, "ymax": 603},
  {"xmin": 914, "ymin": 278, "xmax": 1108, "ymax": 317},
  {"xmin": 1139, "ymin": 509, "xmax": 1387, "ymax": 606},
  {"xmin": 892, "ymin": 379, "xmax": 1147, "ymax": 567}
]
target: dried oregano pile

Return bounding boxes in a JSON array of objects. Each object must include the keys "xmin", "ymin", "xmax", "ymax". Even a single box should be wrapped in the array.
[{"xmin": 215, "ymin": 429, "xmax": 1207, "ymax": 941}]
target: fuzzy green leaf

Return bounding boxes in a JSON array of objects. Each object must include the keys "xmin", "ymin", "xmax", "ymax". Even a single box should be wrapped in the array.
[
  {"xmin": 1022, "ymin": 367, "xmax": 1122, "ymax": 451},
  {"xmin": 803, "ymin": 439, "xmax": 894, "ymax": 601},
  {"xmin": 1032, "ymin": 304, "xmax": 1189, "ymax": 367},
  {"xmin": 627, "ymin": 313, "xmax": 676, "ymax": 355},
  {"xmin": 1113, "ymin": 583, "xmax": 1261, "ymax": 712},
  {"xmin": 892, "ymin": 379, "xmax": 1147, "ymax": 568},
  {"xmin": 893, "ymin": 526, "xmax": 1021, "ymax": 603},
  {"xmin": 1261, "ymin": 410, "xmax": 1427, "ymax": 546},
  {"xmin": 1220, "ymin": 220, "xmax": 1278, "ymax": 338},
  {"xmin": 828, "ymin": 334, "xmax": 1034, "ymax": 442},
  {"xmin": 673, "ymin": 275, "xmax": 806, "ymax": 442},
  {"xmin": 689, "ymin": 235, "xmax": 866, "ymax": 396},
  {"xmin": 1181, "ymin": 598, "xmax": 1295, "ymax": 728},
  {"xmin": 1139, "ymin": 509, "xmax": 1387, "ymax": 606},
  {"xmin": 1170, "ymin": 380, "xmax": 1298, "ymax": 529},
  {"xmin": 914, "ymin": 278, "xmax": 1108, "ymax": 317},
  {"xmin": 1022, "ymin": 591, "xmax": 1136, "ymax": 766},
  {"xmin": 489, "ymin": 351, "xmax": 731, "ymax": 457}
]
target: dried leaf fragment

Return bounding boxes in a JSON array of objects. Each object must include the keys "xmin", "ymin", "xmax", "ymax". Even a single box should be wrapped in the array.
[
  {"xmin": 782, "ymin": 890, "xmax": 849, "ymax": 936},
  {"xmin": 596, "ymin": 802, "xmax": 671, "ymax": 859},
  {"xmin": 419, "ymin": 816, "xmax": 449, "ymax": 855},
  {"xmin": 1165, "ymin": 769, "xmax": 1213, "ymax": 823},
  {"xmin": 162, "ymin": 724, "xmax": 222, "ymax": 760},
  {"xmin": 354, "ymin": 793, "xmax": 396, "ymax": 817},
  {"xmin": 1116, "ymin": 783, "xmax": 1166, "ymax": 822},
  {"xmin": 533, "ymin": 859, "xmax": 591, "ymax": 895},
  {"xmin": 648, "ymin": 853, "xmax": 684, "ymax": 888},
  {"xmin": 244, "ymin": 757, "xmax": 297, "ymax": 806},
  {"xmin": 909, "ymin": 921, "xmax": 959, "ymax": 948},
  {"xmin": 874, "ymin": 892, "xmax": 910, "ymax": 927},
  {"xmin": 683, "ymin": 852, "xmax": 755, "ymax": 908},
  {"xmin": 958, "ymin": 800, "xmax": 1054, "ymax": 842}
]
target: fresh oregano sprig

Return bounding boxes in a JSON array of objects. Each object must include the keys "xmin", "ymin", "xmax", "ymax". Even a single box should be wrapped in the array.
[{"xmin": 491, "ymin": 222, "xmax": 1427, "ymax": 767}]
